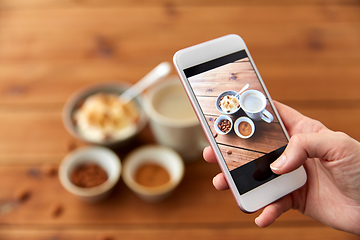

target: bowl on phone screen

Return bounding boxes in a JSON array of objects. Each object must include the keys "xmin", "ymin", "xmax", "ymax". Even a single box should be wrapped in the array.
[
  {"xmin": 216, "ymin": 90, "xmax": 241, "ymax": 115},
  {"xmin": 214, "ymin": 115, "xmax": 233, "ymax": 135},
  {"xmin": 234, "ymin": 117, "xmax": 255, "ymax": 139}
]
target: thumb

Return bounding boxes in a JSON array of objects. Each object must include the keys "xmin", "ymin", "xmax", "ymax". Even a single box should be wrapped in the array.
[{"xmin": 270, "ymin": 130, "xmax": 350, "ymax": 174}]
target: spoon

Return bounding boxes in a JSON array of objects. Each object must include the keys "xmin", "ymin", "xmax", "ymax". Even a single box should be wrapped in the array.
[
  {"xmin": 120, "ymin": 62, "xmax": 171, "ymax": 104},
  {"xmin": 235, "ymin": 83, "xmax": 249, "ymax": 98}
]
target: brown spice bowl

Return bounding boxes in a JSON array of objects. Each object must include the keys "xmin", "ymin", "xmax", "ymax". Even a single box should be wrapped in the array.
[
  {"xmin": 214, "ymin": 115, "xmax": 233, "ymax": 135},
  {"xmin": 59, "ymin": 146, "xmax": 121, "ymax": 203},
  {"xmin": 122, "ymin": 145, "xmax": 184, "ymax": 203},
  {"xmin": 234, "ymin": 116, "xmax": 255, "ymax": 139},
  {"xmin": 62, "ymin": 82, "xmax": 147, "ymax": 148}
]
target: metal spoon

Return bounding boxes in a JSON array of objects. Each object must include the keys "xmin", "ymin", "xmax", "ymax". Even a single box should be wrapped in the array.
[
  {"xmin": 235, "ymin": 83, "xmax": 249, "ymax": 98},
  {"xmin": 120, "ymin": 62, "xmax": 171, "ymax": 104}
]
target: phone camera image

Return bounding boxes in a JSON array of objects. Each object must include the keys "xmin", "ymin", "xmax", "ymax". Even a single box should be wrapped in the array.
[{"xmin": 184, "ymin": 50, "xmax": 288, "ymax": 195}]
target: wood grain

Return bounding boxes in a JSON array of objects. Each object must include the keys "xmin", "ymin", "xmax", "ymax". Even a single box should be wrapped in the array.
[
  {"xmin": 0, "ymin": 1, "xmax": 359, "ymax": 239},
  {"xmin": 0, "ymin": 225, "xmax": 359, "ymax": 240},
  {"xmin": 0, "ymin": 6, "xmax": 359, "ymax": 104},
  {"xmin": 217, "ymin": 144, "xmax": 265, "ymax": 171},
  {"xmin": 0, "ymin": 161, "xmax": 313, "ymax": 225}
]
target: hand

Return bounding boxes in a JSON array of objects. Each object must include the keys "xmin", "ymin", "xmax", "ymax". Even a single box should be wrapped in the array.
[{"xmin": 203, "ymin": 101, "xmax": 360, "ymax": 236}]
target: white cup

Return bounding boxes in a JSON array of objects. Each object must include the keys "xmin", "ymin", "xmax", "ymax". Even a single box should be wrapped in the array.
[
  {"xmin": 239, "ymin": 90, "xmax": 274, "ymax": 123},
  {"xmin": 143, "ymin": 77, "xmax": 207, "ymax": 162}
]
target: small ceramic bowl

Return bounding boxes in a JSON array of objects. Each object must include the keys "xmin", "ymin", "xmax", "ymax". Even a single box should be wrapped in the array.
[
  {"xmin": 215, "ymin": 90, "xmax": 241, "ymax": 115},
  {"xmin": 59, "ymin": 146, "xmax": 121, "ymax": 203},
  {"xmin": 62, "ymin": 82, "xmax": 147, "ymax": 147},
  {"xmin": 214, "ymin": 115, "xmax": 233, "ymax": 135},
  {"xmin": 234, "ymin": 116, "xmax": 255, "ymax": 139},
  {"xmin": 122, "ymin": 145, "xmax": 184, "ymax": 202}
]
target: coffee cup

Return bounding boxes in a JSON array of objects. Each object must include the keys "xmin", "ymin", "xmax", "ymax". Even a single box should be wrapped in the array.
[
  {"xmin": 143, "ymin": 76, "xmax": 207, "ymax": 162},
  {"xmin": 239, "ymin": 90, "xmax": 273, "ymax": 123}
]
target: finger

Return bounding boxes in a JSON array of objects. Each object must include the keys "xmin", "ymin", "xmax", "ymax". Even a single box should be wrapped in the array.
[
  {"xmin": 212, "ymin": 173, "xmax": 229, "ymax": 190},
  {"xmin": 273, "ymin": 101, "xmax": 326, "ymax": 136},
  {"xmin": 273, "ymin": 101, "xmax": 305, "ymax": 136},
  {"xmin": 270, "ymin": 131, "xmax": 342, "ymax": 174},
  {"xmin": 255, "ymin": 194, "xmax": 293, "ymax": 228},
  {"xmin": 203, "ymin": 146, "xmax": 217, "ymax": 163}
]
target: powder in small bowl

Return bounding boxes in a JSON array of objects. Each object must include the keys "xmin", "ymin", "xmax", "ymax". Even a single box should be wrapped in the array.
[
  {"xmin": 135, "ymin": 163, "xmax": 170, "ymax": 188},
  {"xmin": 238, "ymin": 121, "xmax": 252, "ymax": 137},
  {"xmin": 71, "ymin": 163, "xmax": 108, "ymax": 188}
]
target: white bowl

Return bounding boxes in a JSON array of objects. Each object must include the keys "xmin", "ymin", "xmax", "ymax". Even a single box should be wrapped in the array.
[
  {"xmin": 62, "ymin": 82, "xmax": 147, "ymax": 147},
  {"xmin": 59, "ymin": 146, "xmax": 121, "ymax": 203},
  {"xmin": 122, "ymin": 145, "xmax": 184, "ymax": 202},
  {"xmin": 234, "ymin": 117, "xmax": 255, "ymax": 139},
  {"xmin": 215, "ymin": 90, "xmax": 241, "ymax": 115},
  {"xmin": 214, "ymin": 115, "xmax": 233, "ymax": 135}
]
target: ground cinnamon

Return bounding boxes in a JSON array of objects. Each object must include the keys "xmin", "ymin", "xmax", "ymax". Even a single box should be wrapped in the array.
[
  {"xmin": 71, "ymin": 163, "xmax": 108, "ymax": 188},
  {"xmin": 238, "ymin": 121, "xmax": 252, "ymax": 136},
  {"xmin": 135, "ymin": 163, "xmax": 170, "ymax": 188}
]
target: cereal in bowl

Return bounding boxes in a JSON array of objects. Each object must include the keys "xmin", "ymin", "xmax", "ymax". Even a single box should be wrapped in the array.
[
  {"xmin": 73, "ymin": 93, "xmax": 139, "ymax": 142},
  {"xmin": 219, "ymin": 95, "xmax": 240, "ymax": 113}
]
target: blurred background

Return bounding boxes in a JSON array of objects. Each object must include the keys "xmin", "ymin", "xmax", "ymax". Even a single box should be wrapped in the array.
[{"xmin": 0, "ymin": 0, "xmax": 359, "ymax": 239}]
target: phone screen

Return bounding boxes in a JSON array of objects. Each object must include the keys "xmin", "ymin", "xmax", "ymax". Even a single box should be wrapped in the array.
[{"xmin": 183, "ymin": 50, "xmax": 288, "ymax": 195}]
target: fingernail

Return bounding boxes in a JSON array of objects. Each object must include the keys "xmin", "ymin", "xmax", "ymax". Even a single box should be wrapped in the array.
[
  {"xmin": 212, "ymin": 176, "xmax": 217, "ymax": 185},
  {"xmin": 270, "ymin": 155, "xmax": 286, "ymax": 170},
  {"xmin": 255, "ymin": 217, "xmax": 260, "ymax": 226}
]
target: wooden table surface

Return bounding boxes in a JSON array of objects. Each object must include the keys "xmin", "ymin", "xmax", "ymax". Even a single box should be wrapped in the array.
[{"xmin": 0, "ymin": 1, "xmax": 359, "ymax": 239}]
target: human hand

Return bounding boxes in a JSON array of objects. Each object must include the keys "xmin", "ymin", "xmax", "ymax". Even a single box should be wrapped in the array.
[{"xmin": 203, "ymin": 101, "xmax": 360, "ymax": 236}]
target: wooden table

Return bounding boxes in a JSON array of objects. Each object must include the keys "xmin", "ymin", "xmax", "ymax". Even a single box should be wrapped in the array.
[{"xmin": 0, "ymin": 1, "xmax": 359, "ymax": 239}]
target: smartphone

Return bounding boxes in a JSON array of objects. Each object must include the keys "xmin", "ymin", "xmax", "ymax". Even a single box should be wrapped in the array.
[{"xmin": 173, "ymin": 34, "xmax": 307, "ymax": 212}]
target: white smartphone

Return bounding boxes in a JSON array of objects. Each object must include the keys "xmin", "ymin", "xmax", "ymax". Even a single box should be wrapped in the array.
[{"xmin": 173, "ymin": 34, "xmax": 307, "ymax": 213}]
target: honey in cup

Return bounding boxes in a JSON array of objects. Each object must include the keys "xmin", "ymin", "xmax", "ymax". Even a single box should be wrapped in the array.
[
  {"xmin": 135, "ymin": 163, "xmax": 170, "ymax": 188},
  {"xmin": 238, "ymin": 121, "xmax": 253, "ymax": 137}
]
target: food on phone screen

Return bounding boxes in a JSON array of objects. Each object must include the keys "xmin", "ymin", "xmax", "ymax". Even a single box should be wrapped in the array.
[
  {"xmin": 219, "ymin": 95, "xmax": 240, "ymax": 113},
  {"xmin": 218, "ymin": 119, "xmax": 232, "ymax": 133},
  {"xmin": 73, "ymin": 93, "xmax": 139, "ymax": 142},
  {"xmin": 238, "ymin": 121, "xmax": 252, "ymax": 137}
]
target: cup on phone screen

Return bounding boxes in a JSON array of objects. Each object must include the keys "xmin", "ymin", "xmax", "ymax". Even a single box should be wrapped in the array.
[
  {"xmin": 143, "ymin": 76, "xmax": 207, "ymax": 162},
  {"xmin": 239, "ymin": 90, "xmax": 274, "ymax": 123}
]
